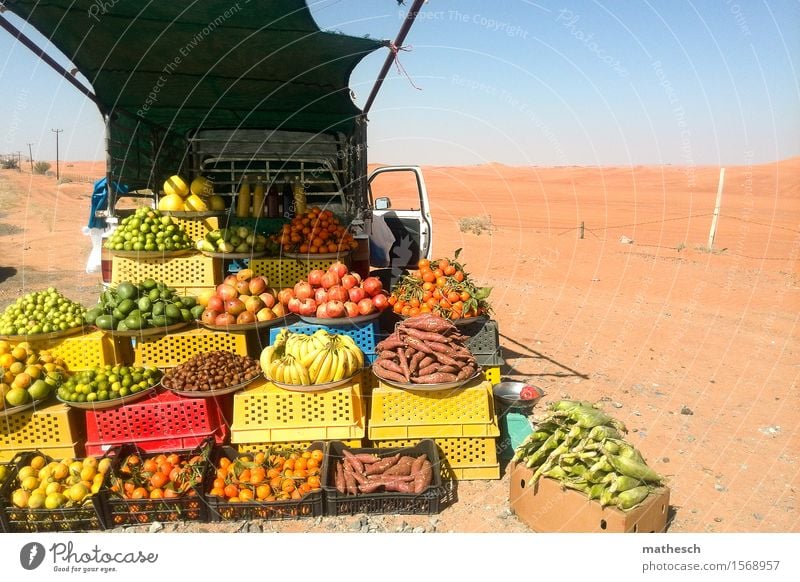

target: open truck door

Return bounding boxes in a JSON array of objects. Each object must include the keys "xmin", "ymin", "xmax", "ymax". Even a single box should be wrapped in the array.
[{"xmin": 368, "ymin": 166, "xmax": 432, "ymax": 271}]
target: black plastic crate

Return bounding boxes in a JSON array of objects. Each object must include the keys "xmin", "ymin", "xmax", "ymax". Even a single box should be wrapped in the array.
[
  {"xmin": 322, "ymin": 439, "xmax": 444, "ymax": 516},
  {"xmin": 205, "ymin": 442, "xmax": 325, "ymax": 522},
  {"xmin": 101, "ymin": 440, "xmax": 212, "ymax": 528},
  {"xmin": 475, "ymin": 348, "xmax": 505, "ymax": 367},
  {"xmin": 460, "ymin": 318, "xmax": 500, "ymax": 355},
  {"xmin": 0, "ymin": 451, "xmax": 106, "ymax": 532}
]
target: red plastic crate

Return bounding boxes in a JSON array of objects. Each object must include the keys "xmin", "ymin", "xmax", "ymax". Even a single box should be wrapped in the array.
[{"xmin": 84, "ymin": 389, "xmax": 228, "ymax": 455}]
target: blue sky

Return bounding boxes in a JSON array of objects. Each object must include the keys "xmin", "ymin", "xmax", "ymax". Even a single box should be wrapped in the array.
[{"xmin": 1, "ymin": 1, "xmax": 798, "ymax": 166}]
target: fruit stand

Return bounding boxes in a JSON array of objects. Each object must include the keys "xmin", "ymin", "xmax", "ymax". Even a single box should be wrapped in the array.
[{"xmin": 0, "ymin": 210, "xmax": 669, "ymax": 533}]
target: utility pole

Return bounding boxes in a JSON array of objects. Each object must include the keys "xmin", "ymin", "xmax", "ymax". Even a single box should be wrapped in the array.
[
  {"xmin": 51, "ymin": 129, "xmax": 63, "ymax": 179},
  {"xmin": 26, "ymin": 143, "xmax": 34, "ymax": 173},
  {"xmin": 16, "ymin": 150, "xmax": 22, "ymax": 172},
  {"xmin": 707, "ymin": 168, "xmax": 725, "ymax": 250}
]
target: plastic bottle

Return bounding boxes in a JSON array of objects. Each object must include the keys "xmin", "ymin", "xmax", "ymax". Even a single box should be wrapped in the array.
[
  {"xmin": 251, "ymin": 175, "xmax": 265, "ymax": 218},
  {"xmin": 236, "ymin": 175, "xmax": 251, "ymax": 218},
  {"xmin": 282, "ymin": 175, "xmax": 295, "ymax": 219},
  {"xmin": 292, "ymin": 175, "xmax": 307, "ymax": 215},
  {"xmin": 266, "ymin": 182, "xmax": 279, "ymax": 218}
]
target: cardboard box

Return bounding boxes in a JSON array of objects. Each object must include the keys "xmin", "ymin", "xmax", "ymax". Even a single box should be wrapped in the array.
[{"xmin": 509, "ymin": 462, "xmax": 670, "ymax": 533}]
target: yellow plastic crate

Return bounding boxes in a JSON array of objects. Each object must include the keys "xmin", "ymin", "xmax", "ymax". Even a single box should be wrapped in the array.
[
  {"xmin": 111, "ymin": 255, "xmax": 222, "ymax": 287},
  {"xmin": 0, "ymin": 401, "xmax": 84, "ymax": 462},
  {"xmin": 132, "ymin": 327, "xmax": 249, "ymax": 369},
  {"xmin": 368, "ymin": 378, "xmax": 500, "ymax": 439},
  {"xmin": 10, "ymin": 331, "xmax": 133, "ymax": 372},
  {"xmin": 373, "ymin": 436, "xmax": 500, "ymax": 480},
  {"xmin": 231, "ymin": 377, "xmax": 365, "ymax": 443},
  {"xmin": 249, "ymin": 256, "xmax": 348, "ymax": 289},
  {"xmin": 171, "ymin": 216, "xmax": 219, "ymax": 242},
  {"xmin": 483, "ymin": 366, "xmax": 501, "ymax": 385},
  {"xmin": 236, "ymin": 439, "xmax": 362, "ymax": 454}
]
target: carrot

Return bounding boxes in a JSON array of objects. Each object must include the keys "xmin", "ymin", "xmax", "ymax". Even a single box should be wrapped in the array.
[
  {"xmin": 342, "ymin": 449, "xmax": 365, "ymax": 474},
  {"xmin": 372, "ymin": 361, "xmax": 408, "ymax": 384},
  {"xmin": 364, "ymin": 454, "xmax": 400, "ymax": 476},
  {"xmin": 412, "ymin": 372, "xmax": 458, "ymax": 384},
  {"xmin": 414, "ymin": 460, "xmax": 433, "ymax": 493},
  {"xmin": 335, "ymin": 461, "xmax": 345, "ymax": 494},
  {"xmin": 397, "ymin": 348, "xmax": 411, "ymax": 382}
]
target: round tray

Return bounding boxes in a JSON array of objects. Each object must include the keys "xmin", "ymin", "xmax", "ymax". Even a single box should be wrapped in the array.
[
  {"xmin": 56, "ymin": 384, "xmax": 159, "ymax": 410},
  {"xmin": 270, "ymin": 372, "xmax": 357, "ymax": 393},
  {"xmin": 109, "ymin": 249, "xmax": 196, "ymax": 258},
  {"xmin": 99, "ymin": 321, "xmax": 192, "ymax": 337},
  {"xmin": 493, "ymin": 381, "xmax": 545, "ymax": 407},
  {"xmin": 0, "ymin": 326, "xmax": 85, "ymax": 342},
  {"xmin": 298, "ymin": 311, "xmax": 381, "ymax": 325},
  {"xmin": 161, "ymin": 210, "xmax": 225, "ymax": 218},
  {"xmin": 375, "ymin": 371, "xmax": 481, "ymax": 392},
  {"xmin": 0, "ymin": 396, "xmax": 51, "ymax": 418},
  {"xmin": 162, "ymin": 373, "xmax": 262, "ymax": 398},
  {"xmin": 200, "ymin": 315, "xmax": 294, "ymax": 332},
  {"xmin": 282, "ymin": 251, "xmax": 350, "ymax": 260},
  {"xmin": 200, "ymin": 250, "xmax": 267, "ymax": 259}
]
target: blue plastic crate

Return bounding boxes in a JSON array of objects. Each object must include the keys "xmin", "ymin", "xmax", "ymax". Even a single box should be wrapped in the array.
[{"xmin": 268, "ymin": 321, "xmax": 378, "ymax": 363}]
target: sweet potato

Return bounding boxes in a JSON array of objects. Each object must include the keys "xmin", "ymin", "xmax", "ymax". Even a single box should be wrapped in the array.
[
  {"xmin": 402, "ymin": 327, "xmax": 452, "ymax": 344},
  {"xmin": 350, "ymin": 469, "xmax": 368, "ymax": 486},
  {"xmin": 384, "ymin": 480, "xmax": 415, "ymax": 493},
  {"xmin": 416, "ymin": 363, "xmax": 439, "ymax": 377},
  {"xmin": 343, "ymin": 468, "xmax": 358, "ymax": 496},
  {"xmin": 383, "ymin": 455, "xmax": 415, "ymax": 476},
  {"xmin": 335, "ymin": 461, "xmax": 345, "ymax": 494},
  {"xmin": 397, "ymin": 348, "xmax": 411, "ymax": 382},
  {"xmin": 364, "ymin": 453, "xmax": 400, "ymax": 476},
  {"xmin": 376, "ymin": 335, "xmax": 405, "ymax": 352},
  {"xmin": 411, "ymin": 454, "xmax": 427, "ymax": 476},
  {"xmin": 342, "ymin": 449, "xmax": 365, "ymax": 474},
  {"xmin": 414, "ymin": 460, "xmax": 433, "ymax": 493},
  {"xmin": 432, "ymin": 351, "xmax": 461, "ymax": 367},
  {"xmin": 357, "ymin": 481, "xmax": 383, "ymax": 494},
  {"xmin": 377, "ymin": 350, "xmax": 397, "ymax": 361},
  {"xmin": 456, "ymin": 365, "xmax": 477, "ymax": 381},
  {"xmin": 403, "ymin": 336, "xmax": 434, "ymax": 354},
  {"xmin": 352, "ymin": 453, "xmax": 380, "ymax": 464},
  {"xmin": 411, "ymin": 372, "xmax": 458, "ymax": 384},
  {"xmin": 372, "ymin": 361, "xmax": 408, "ymax": 383},
  {"xmin": 400, "ymin": 315, "xmax": 455, "ymax": 333},
  {"xmin": 418, "ymin": 355, "xmax": 435, "ymax": 369},
  {"xmin": 426, "ymin": 340, "xmax": 457, "ymax": 354},
  {"xmin": 375, "ymin": 358, "xmax": 405, "ymax": 375},
  {"xmin": 409, "ymin": 351, "xmax": 426, "ymax": 373}
]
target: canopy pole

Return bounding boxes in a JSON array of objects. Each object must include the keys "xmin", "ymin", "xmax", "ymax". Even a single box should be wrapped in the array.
[
  {"xmin": 0, "ymin": 12, "xmax": 104, "ymax": 112},
  {"xmin": 362, "ymin": 0, "xmax": 426, "ymax": 115}
]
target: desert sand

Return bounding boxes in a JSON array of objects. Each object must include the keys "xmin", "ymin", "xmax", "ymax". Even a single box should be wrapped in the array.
[{"xmin": 0, "ymin": 158, "xmax": 797, "ymax": 533}]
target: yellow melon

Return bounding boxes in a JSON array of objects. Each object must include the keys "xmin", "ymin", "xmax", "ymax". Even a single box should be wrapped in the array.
[
  {"xmin": 190, "ymin": 176, "xmax": 214, "ymax": 197},
  {"xmin": 158, "ymin": 193, "xmax": 186, "ymax": 212},
  {"xmin": 163, "ymin": 175, "xmax": 189, "ymax": 198},
  {"xmin": 208, "ymin": 195, "xmax": 226, "ymax": 211},
  {"xmin": 184, "ymin": 194, "xmax": 209, "ymax": 212}
]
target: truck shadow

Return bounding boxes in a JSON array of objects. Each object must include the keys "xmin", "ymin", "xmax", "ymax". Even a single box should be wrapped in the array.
[
  {"xmin": 499, "ymin": 332, "xmax": 589, "ymax": 380},
  {"xmin": 0, "ymin": 266, "xmax": 17, "ymax": 284}
]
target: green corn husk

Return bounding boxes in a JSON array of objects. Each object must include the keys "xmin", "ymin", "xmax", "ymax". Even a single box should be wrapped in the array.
[
  {"xmin": 609, "ymin": 475, "xmax": 644, "ymax": 493},
  {"xmin": 588, "ymin": 425, "xmax": 622, "ymax": 441},
  {"xmin": 600, "ymin": 487, "xmax": 618, "ymax": 508},
  {"xmin": 542, "ymin": 466, "xmax": 568, "ymax": 480},
  {"xmin": 607, "ymin": 454, "xmax": 663, "ymax": 483},
  {"xmin": 602, "ymin": 440, "xmax": 621, "ymax": 455},
  {"xmin": 560, "ymin": 478, "xmax": 590, "ymax": 494},
  {"xmin": 568, "ymin": 405, "xmax": 614, "ymax": 428},
  {"xmin": 588, "ymin": 483, "xmax": 606, "ymax": 500},
  {"xmin": 529, "ymin": 442, "xmax": 570, "ymax": 484},
  {"xmin": 550, "ymin": 399, "xmax": 593, "ymax": 411},
  {"xmin": 603, "ymin": 438, "xmax": 645, "ymax": 463},
  {"xmin": 567, "ymin": 463, "xmax": 588, "ymax": 478},
  {"xmin": 601, "ymin": 472, "xmax": 618, "ymax": 484},
  {"xmin": 617, "ymin": 485, "xmax": 650, "ymax": 510},
  {"xmin": 524, "ymin": 429, "xmax": 565, "ymax": 468}
]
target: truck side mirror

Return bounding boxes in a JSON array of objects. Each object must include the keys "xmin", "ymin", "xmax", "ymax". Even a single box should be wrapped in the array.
[{"xmin": 374, "ymin": 197, "xmax": 391, "ymax": 210}]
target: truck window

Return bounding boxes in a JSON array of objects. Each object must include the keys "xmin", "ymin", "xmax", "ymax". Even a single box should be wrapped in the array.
[{"xmin": 369, "ymin": 169, "xmax": 422, "ymax": 210}]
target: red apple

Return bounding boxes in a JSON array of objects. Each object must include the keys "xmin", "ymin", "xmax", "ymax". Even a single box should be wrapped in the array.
[
  {"xmin": 298, "ymin": 298, "xmax": 317, "ymax": 316},
  {"xmin": 308, "ymin": 269, "xmax": 325, "ymax": 287},
  {"xmin": 362, "ymin": 277, "xmax": 383, "ymax": 297},
  {"xmin": 259, "ymin": 293, "xmax": 276, "ymax": 309},
  {"xmin": 294, "ymin": 281, "xmax": 314, "ymax": 300},
  {"xmin": 321, "ymin": 271, "xmax": 340, "ymax": 290},
  {"xmin": 344, "ymin": 301, "xmax": 359, "ymax": 318},
  {"xmin": 326, "ymin": 285, "xmax": 348, "ymax": 303},
  {"xmin": 328, "ymin": 261, "xmax": 349, "ymax": 278},
  {"xmin": 235, "ymin": 279, "xmax": 250, "ymax": 296},
  {"xmin": 325, "ymin": 300, "xmax": 345, "ymax": 318},
  {"xmin": 256, "ymin": 307, "xmax": 276, "ymax": 322},
  {"xmin": 347, "ymin": 287, "xmax": 366, "ymax": 303},
  {"xmin": 225, "ymin": 298, "xmax": 246, "ymax": 316},
  {"xmin": 288, "ymin": 297, "xmax": 301, "ymax": 314},
  {"xmin": 215, "ymin": 312, "xmax": 235, "ymax": 326},
  {"xmin": 244, "ymin": 296, "xmax": 265, "ymax": 313},
  {"xmin": 341, "ymin": 274, "xmax": 358, "ymax": 290},
  {"xmin": 201, "ymin": 309, "xmax": 219, "ymax": 325},
  {"xmin": 207, "ymin": 295, "xmax": 224, "ymax": 313},
  {"xmin": 372, "ymin": 293, "xmax": 389, "ymax": 311},
  {"xmin": 278, "ymin": 288, "xmax": 295, "ymax": 305},
  {"xmin": 316, "ymin": 303, "xmax": 328, "ymax": 318},
  {"xmin": 357, "ymin": 298, "xmax": 375, "ymax": 316},
  {"xmin": 237, "ymin": 311, "xmax": 256, "ymax": 324},
  {"xmin": 217, "ymin": 284, "xmax": 238, "ymax": 301},
  {"xmin": 314, "ymin": 287, "xmax": 328, "ymax": 304},
  {"xmin": 249, "ymin": 276, "xmax": 268, "ymax": 296}
]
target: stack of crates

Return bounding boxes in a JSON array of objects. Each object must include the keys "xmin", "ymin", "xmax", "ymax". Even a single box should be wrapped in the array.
[
  {"xmin": 368, "ymin": 376, "xmax": 501, "ymax": 480},
  {"xmin": 249, "ymin": 255, "xmax": 348, "ymax": 290},
  {"xmin": 111, "ymin": 252, "xmax": 222, "ymax": 298},
  {"xmin": 460, "ymin": 318, "xmax": 504, "ymax": 384}
]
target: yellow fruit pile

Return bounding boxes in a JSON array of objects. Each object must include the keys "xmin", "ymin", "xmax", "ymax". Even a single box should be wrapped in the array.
[
  {"xmin": 260, "ymin": 329, "xmax": 364, "ymax": 385},
  {"xmin": 0, "ymin": 340, "xmax": 67, "ymax": 410},
  {"xmin": 10, "ymin": 454, "xmax": 111, "ymax": 510},
  {"xmin": 158, "ymin": 174, "xmax": 226, "ymax": 212}
]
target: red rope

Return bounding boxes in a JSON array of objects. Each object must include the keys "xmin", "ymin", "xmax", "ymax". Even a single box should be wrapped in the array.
[{"xmin": 390, "ymin": 42, "xmax": 422, "ymax": 91}]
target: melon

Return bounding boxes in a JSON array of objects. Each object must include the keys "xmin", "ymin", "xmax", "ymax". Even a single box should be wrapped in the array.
[
  {"xmin": 190, "ymin": 176, "xmax": 214, "ymax": 197},
  {"xmin": 163, "ymin": 175, "xmax": 189, "ymax": 198},
  {"xmin": 158, "ymin": 193, "xmax": 185, "ymax": 212},
  {"xmin": 208, "ymin": 195, "xmax": 226, "ymax": 211},
  {"xmin": 184, "ymin": 193, "xmax": 209, "ymax": 212}
]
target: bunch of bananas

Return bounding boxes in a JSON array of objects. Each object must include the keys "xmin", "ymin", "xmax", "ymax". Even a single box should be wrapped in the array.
[{"xmin": 260, "ymin": 329, "xmax": 364, "ymax": 386}]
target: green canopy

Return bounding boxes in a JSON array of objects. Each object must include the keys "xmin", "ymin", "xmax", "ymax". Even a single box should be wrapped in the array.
[{"xmin": 5, "ymin": 0, "xmax": 386, "ymax": 134}]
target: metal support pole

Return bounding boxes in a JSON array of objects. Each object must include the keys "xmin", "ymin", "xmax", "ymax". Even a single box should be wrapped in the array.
[
  {"xmin": 52, "ymin": 129, "xmax": 63, "ymax": 179},
  {"xmin": 26, "ymin": 142, "xmax": 34, "ymax": 173}
]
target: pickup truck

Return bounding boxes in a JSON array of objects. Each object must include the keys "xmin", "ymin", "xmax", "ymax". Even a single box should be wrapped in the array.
[{"xmin": 1, "ymin": 0, "xmax": 433, "ymax": 272}]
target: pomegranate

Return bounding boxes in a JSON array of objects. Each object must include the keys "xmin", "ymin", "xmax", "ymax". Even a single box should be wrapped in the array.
[
  {"xmin": 362, "ymin": 276, "xmax": 383, "ymax": 297},
  {"xmin": 357, "ymin": 298, "xmax": 375, "ymax": 316},
  {"xmin": 325, "ymin": 300, "xmax": 345, "ymax": 318}
]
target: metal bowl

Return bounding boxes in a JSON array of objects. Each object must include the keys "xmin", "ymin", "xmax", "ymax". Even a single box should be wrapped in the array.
[{"xmin": 492, "ymin": 381, "xmax": 545, "ymax": 408}]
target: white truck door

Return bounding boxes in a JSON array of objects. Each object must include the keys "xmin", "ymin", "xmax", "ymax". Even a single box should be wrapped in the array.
[{"xmin": 367, "ymin": 165, "xmax": 432, "ymax": 270}]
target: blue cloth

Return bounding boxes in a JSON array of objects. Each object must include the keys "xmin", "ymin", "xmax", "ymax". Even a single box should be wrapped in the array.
[{"xmin": 88, "ymin": 177, "xmax": 129, "ymax": 228}]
